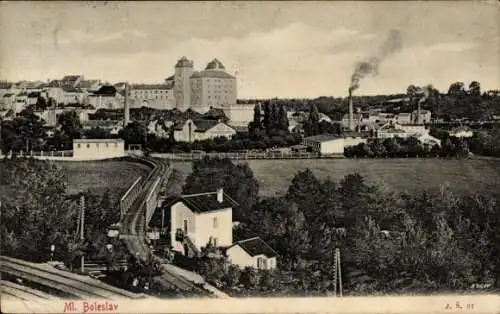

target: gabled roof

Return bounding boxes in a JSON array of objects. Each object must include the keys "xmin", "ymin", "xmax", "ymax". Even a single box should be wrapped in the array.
[
  {"xmin": 192, "ymin": 119, "xmax": 223, "ymax": 132},
  {"xmin": 92, "ymin": 85, "xmax": 117, "ymax": 96},
  {"xmin": 169, "ymin": 191, "xmax": 239, "ymax": 214},
  {"xmin": 228, "ymin": 237, "xmax": 278, "ymax": 258}
]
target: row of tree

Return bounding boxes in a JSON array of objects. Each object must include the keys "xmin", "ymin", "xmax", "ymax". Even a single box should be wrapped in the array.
[{"xmin": 344, "ymin": 136, "xmax": 469, "ymax": 158}]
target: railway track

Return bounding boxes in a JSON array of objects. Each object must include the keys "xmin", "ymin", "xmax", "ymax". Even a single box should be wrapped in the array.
[
  {"xmin": 121, "ymin": 157, "xmax": 213, "ymax": 297},
  {"xmin": 0, "ymin": 256, "xmax": 146, "ymax": 300}
]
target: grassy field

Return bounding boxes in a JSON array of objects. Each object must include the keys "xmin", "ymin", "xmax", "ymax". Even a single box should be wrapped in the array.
[
  {"xmin": 58, "ymin": 160, "xmax": 151, "ymax": 196},
  {"xmin": 172, "ymin": 158, "xmax": 500, "ymax": 197}
]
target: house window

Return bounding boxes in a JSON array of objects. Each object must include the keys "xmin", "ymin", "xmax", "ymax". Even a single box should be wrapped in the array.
[
  {"xmin": 183, "ymin": 219, "xmax": 188, "ymax": 233},
  {"xmin": 86, "ymin": 144, "xmax": 90, "ymax": 148},
  {"xmin": 106, "ymin": 143, "xmax": 109, "ymax": 148},
  {"xmin": 213, "ymin": 217, "xmax": 218, "ymax": 228},
  {"xmin": 77, "ymin": 144, "xmax": 81, "ymax": 148},
  {"xmin": 257, "ymin": 257, "xmax": 267, "ymax": 270},
  {"xmin": 96, "ymin": 143, "xmax": 99, "ymax": 148}
]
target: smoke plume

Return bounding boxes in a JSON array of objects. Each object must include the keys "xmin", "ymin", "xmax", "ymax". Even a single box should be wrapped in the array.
[
  {"xmin": 349, "ymin": 29, "xmax": 403, "ymax": 93},
  {"xmin": 418, "ymin": 85, "xmax": 432, "ymax": 105}
]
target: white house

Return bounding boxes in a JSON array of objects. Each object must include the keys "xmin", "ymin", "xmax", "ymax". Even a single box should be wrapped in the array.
[
  {"xmin": 173, "ymin": 119, "xmax": 236, "ymax": 143},
  {"xmin": 449, "ymin": 126, "xmax": 474, "ymax": 138},
  {"xmin": 72, "ymin": 138, "xmax": 125, "ymax": 160},
  {"xmin": 225, "ymin": 237, "xmax": 278, "ymax": 270},
  {"xmin": 170, "ymin": 188, "xmax": 237, "ymax": 256}
]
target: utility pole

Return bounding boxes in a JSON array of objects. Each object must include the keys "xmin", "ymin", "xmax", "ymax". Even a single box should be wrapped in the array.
[
  {"xmin": 333, "ymin": 247, "xmax": 343, "ymax": 297},
  {"xmin": 80, "ymin": 195, "xmax": 85, "ymax": 273}
]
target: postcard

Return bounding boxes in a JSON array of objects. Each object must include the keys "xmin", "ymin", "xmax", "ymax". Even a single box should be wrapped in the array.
[{"xmin": 0, "ymin": 1, "xmax": 499, "ymax": 313}]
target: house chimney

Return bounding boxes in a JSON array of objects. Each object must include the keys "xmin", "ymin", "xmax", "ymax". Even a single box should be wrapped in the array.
[
  {"xmin": 216, "ymin": 188, "xmax": 223, "ymax": 203},
  {"xmin": 348, "ymin": 90, "xmax": 354, "ymax": 131}
]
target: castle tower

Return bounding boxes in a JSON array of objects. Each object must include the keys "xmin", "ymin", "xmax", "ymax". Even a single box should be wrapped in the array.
[{"xmin": 174, "ymin": 56, "xmax": 194, "ymax": 111}]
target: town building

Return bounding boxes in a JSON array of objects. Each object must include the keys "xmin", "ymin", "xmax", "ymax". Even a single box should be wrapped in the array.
[
  {"xmin": 225, "ymin": 237, "xmax": 278, "ymax": 270},
  {"xmin": 173, "ymin": 119, "xmax": 236, "ymax": 143},
  {"xmin": 218, "ymin": 103, "xmax": 254, "ymax": 127},
  {"xmin": 174, "ymin": 56, "xmax": 194, "ymax": 112},
  {"xmin": 81, "ymin": 120, "xmax": 123, "ymax": 135},
  {"xmin": 169, "ymin": 188, "xmax": 236, "ymax": 256},
  {"xmin": 190, "ymin": 59, "xmax": 237, "ymax": 113},
  {"xmin": 341, "ymin": 113, "xmax": 364, "ymax": 130},
  {"xmin": 88, "ymin": 85, "xmax": 123, "ymax": 110},
  {"xmin": 72, "ymin": 138, "xmax": 125, "ymax": 160},
  {"xmin": 376, "ymin": 122, "xmax": 441, "ymax": 147},
  {"xmin": 395, "ymin": 112, "xmax": 412, "ymax": 125},
  {"xmin": 129, "ymin": 84, "xmax": 175, "ymax": 110},
  {"xmin": 168, "ymin": 188, "xmax": 279, "ymax": 269}
]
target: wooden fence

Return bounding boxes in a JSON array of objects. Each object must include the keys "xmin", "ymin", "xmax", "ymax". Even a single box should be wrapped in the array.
[{"xmin": 151, "ymin": 151, "xmax": 345, "ymax": 161}]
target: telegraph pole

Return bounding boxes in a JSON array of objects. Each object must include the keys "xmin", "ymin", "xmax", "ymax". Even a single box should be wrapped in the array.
[
  {"xmin": 333, "ymin": 247, "xmax": 343, "ymax": 297},
  {"xmin": 80, "ymin": 195, "xmax": 85, "ymax": 273}
]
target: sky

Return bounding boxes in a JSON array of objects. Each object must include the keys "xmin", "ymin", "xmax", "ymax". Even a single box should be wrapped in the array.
[{"xmin": 0, "ymin": 1, "xmax": 499, "ymax": 98}]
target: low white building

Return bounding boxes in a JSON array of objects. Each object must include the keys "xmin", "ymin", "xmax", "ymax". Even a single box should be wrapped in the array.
[
  {"xmin": 173, "ymin": 119, "xmax": 236, "ymax": 143},
  {"xmin": 169, "ymin": 188, "xmax": 237, "ymax": 256},
  {"xmin": 225, "ymin": 237, "xmax": 278, "ymax": 270},
  {"xmin": 72, "ymin": 138, "xmax": 125, "ymax": 160},
  {"xmin": 301, "ymin": 134, "xmax": 345, "ymax": 155}
]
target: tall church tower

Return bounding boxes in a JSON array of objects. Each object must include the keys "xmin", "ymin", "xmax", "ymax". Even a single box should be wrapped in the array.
[{"xmin": 174, "ymin": 56, "xmax": 194, "ymax": 111}]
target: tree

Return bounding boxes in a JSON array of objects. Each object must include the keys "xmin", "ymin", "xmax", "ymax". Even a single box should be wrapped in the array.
[
  {"xmin": 270, "ymin": 104, "xmax": 279, "ymax": 129},
  {"xmin": 1, "ymin": 159, "xmax": 79, "ymax": 264},
  {"xmin": 58, "ymin": 110, "xmax": 82, "ymax": 140},
  {"xmin": 262, "ymin": 101, "xmax": 271, "ymax": 130},
  {"xmin": 468, "ymin": 81, "xmax": 481, "ymax": 97},
  {"xmin": 250, "ymin": 104, "xmax": 262, "ymax": 131},
  {"xmin": 448, "ymin": 82, "xmax": 466, "ymax": 96},
  {"xmin": 304, "ymin": 105, "xmax": 320, "ymax": 136},
  {"xmin": 183, "ymin": 157, "xmax": 259, "ymax": 223},
  {"xmin": 277, "ymin": 105, "xmax": 289, "ymax": 131},
  {"xmin": 1, "ymin": 109, "xmax": 47, "ymax": 153},
  {"xmin": 119, "ymin": 121, "xmax": 147, "ymax": 148}
]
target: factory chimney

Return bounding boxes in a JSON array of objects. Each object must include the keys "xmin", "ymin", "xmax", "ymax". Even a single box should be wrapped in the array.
[
  {"xmin": 348, "ymin": 90, "xmax": 354, "ymax": 131},
  {"xmin": 123, "ymin": 82, "xmax": 130, "ymax": 127}
]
